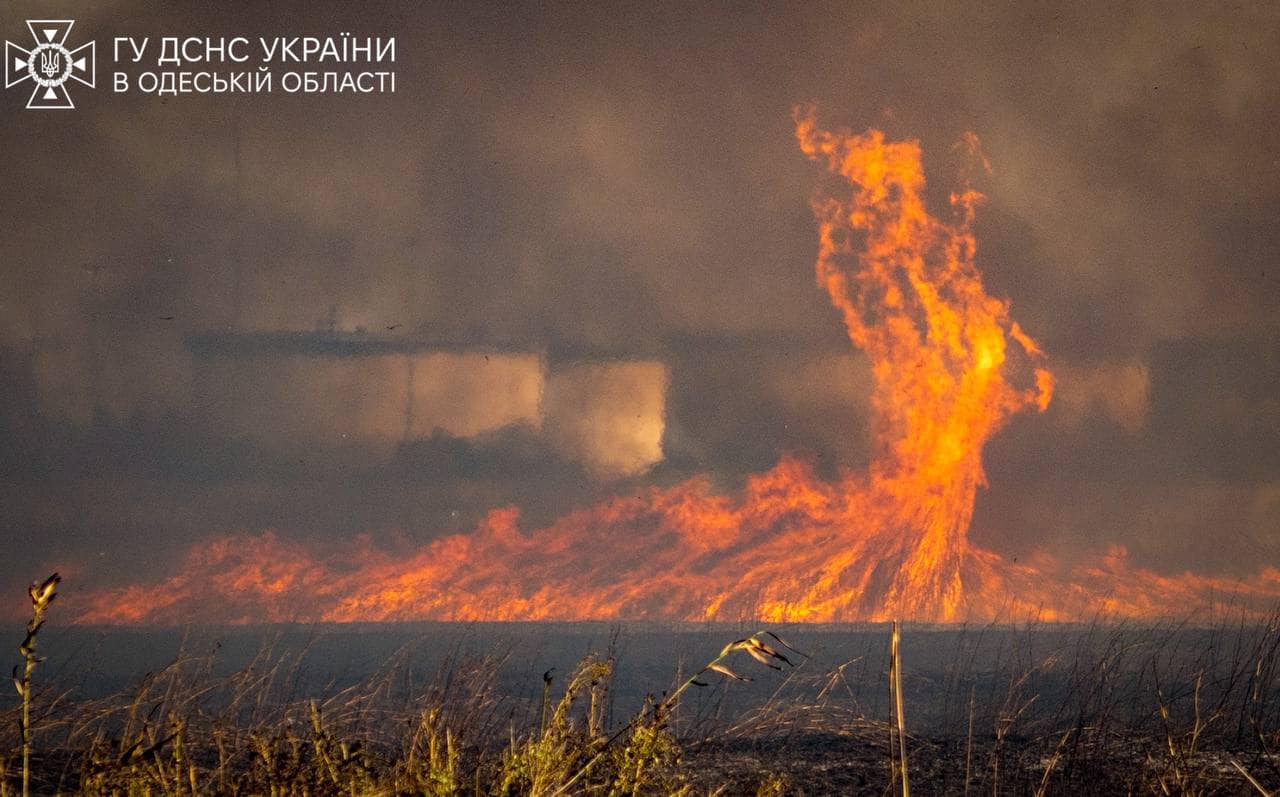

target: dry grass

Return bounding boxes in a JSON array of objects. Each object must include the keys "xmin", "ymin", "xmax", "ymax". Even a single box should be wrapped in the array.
[
  {"xmin": 6, "ymin": 581, "xmax": 1280, "ymax": 795},
  {"xmin": 5, "ymin": 573, "xmax": 58, "ymax": 797},
  {"xmin": 1, "ymin": 583, "xmax": 806, "ymax": 795},
  {"xmin": 888, "ymin": 620, "xmax": 908, "ymax": 797}
]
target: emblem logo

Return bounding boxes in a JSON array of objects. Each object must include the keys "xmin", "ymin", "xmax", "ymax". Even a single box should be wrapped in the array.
[{"xmin": 5, "ymin": 20, "xmax": 95, "ymax": 109}]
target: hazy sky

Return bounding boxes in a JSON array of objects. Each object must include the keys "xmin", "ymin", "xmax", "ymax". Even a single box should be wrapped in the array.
[{"xmin": 2, "ymin": 1, "xmax": 1279, "ymax": 603}]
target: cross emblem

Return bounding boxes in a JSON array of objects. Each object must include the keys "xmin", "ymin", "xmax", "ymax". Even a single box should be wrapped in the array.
[{"xmin": 5, "ymin": 20, "xmax": 95, "ymax": 109}]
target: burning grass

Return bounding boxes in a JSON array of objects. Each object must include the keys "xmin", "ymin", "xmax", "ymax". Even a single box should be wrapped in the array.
[
  {"xmin": 69, "ymin": 111, "xmax": 1280, "ymax": 628},
  {"xmin": 7, "ymin": 580, "xmax": 1280, "ymax": 795}
]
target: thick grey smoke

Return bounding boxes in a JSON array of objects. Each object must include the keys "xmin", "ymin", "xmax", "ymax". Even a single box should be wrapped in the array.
[{"xmin": 2, "ymin": 0, "xmax": 1279, "ymax": 599}]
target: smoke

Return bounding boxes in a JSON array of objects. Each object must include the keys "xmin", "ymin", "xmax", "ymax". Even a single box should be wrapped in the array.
[
  {"xmin": 2, "ymin": 0, "xmax": 1279, "ymax": 599},
  {"xmin": 1053, "ymin": 362, "xmax": 1151, "ymax": 433},
  {"xmin": 544, "ymin": 361, "xmax": 668, "ymax": 479}
]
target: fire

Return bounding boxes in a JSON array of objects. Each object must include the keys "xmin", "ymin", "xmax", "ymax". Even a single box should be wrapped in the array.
[{"xmin": 76, "ymin": 110, "xmax": 1279, "ymax": 625}]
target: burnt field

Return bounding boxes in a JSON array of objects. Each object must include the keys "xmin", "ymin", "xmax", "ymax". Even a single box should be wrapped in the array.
[{"xmin": 4, "ymin": 618, "xmax": 1280, "ymax": 794}]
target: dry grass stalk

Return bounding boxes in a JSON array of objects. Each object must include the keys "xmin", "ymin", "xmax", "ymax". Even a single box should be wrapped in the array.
[
  {"xmin": 11, "ymin": 573, "xmax": 58, "ymax": 797},
  {"xmin": 963, "ymin": 684, "xmax": 975, "ymax": 797},
  {"xmin": 553, "ymin": 630, "xmax": 804, "ymax": 796},
  {"xmin": 890, "ymin": 620, "xmax": 910, "ymax": 797},
  {"xmin": 1232, "ymin": 758, "xmax": 1271, "ymax": 796},
  {"xmin": 1033, "ymin": 728, "xmax": 1073, "ymax": 797}
]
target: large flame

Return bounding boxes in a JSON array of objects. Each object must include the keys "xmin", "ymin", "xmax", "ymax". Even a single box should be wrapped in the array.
[{"xmin": 76, "ymin": 111, "xmax": 1280, "ymax": 624}]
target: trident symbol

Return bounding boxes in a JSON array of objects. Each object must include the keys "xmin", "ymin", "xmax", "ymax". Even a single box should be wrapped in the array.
[
  {"xmin": 39, "ymin": 50, "xmax": 59, "ymax": 77},
  {"xmin": 5, "ymin": 19, "xmax": 96, "ymax": 109}
]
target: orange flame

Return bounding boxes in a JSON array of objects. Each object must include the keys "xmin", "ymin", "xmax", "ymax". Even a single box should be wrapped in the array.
[{"xmin": 76, "ymin": 110, "xmax": 1278, "ymax": 625}]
